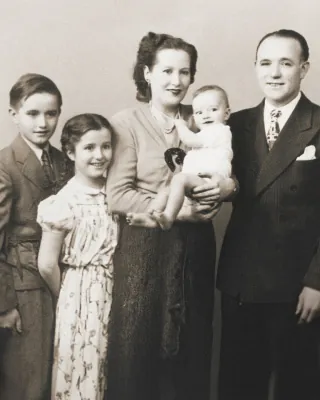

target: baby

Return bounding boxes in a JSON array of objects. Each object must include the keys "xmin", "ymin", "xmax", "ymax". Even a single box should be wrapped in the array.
[{"xmin": 127, "ymin": 85, "xmax": 233, "ymax": 230}]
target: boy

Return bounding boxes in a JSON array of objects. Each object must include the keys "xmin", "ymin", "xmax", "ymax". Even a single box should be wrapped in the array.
[{"xmin": 0, "ymin": 73, "xmax": 70, "ymax": 399}]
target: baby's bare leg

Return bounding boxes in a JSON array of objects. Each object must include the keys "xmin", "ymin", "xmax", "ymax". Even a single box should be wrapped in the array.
[
  {"xmin": 154, "ymin": 173, "xmax": 206, "ymax": 230},
  {"xmin": 150, "ymin": 188, "xmax": 169, "ymax": 213},
  {"xmin": 126, "ymin": 212, "xmax": 159, "ymax": 228},
  {"xmin": 126, "ymin": 188, "xmax": 169, "ymax": 228}
]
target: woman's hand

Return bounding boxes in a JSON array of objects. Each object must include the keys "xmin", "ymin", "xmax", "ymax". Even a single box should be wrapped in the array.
[
  {"xmin": 178, "ymin": 201, "xmax": 221, "ymax": 223},
  {"xmin": 192, "ymin": 175, "xmax": 238, "ymax": 203}
]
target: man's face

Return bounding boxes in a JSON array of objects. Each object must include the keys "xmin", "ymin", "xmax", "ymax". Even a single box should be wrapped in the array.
[{"xmin": 255, "ymin": 36, "xmax": 309, "ymax": 107}]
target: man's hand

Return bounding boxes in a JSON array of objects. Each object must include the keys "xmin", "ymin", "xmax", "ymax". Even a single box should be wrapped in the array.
[
  {"xmin": 192, "ymin": 176, "xmax": 238, "ymax": 203},
  {"xmin": 0, "ymin": 308, "xmax": 22, "ymax": 333},
  {"xmin": 178, "ymin": 202, "xmax": 221, "ymax": 223},
  {"xmin": 296, "ymin": 287, "xmax": 320, "ymax": 324}
]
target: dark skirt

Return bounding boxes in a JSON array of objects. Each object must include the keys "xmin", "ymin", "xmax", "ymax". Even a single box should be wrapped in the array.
[{"xmin": 107, "ymin": 218, "xmax": 216, "ymax": 400}]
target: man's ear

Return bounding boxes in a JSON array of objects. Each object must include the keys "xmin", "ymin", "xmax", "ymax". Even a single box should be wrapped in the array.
[{"xmin": 300, "ymin": 61, "xmax": 310, "ymax": 80}]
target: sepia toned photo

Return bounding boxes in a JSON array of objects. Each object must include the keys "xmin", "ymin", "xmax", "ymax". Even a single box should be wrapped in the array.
[{"xmin": 0, "ymin": 1, "xmax": 320, "ymax": 399}]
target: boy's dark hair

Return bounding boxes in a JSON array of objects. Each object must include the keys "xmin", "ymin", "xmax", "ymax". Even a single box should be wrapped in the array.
[
  {"xmin": 9, "ymin": 73, "xmax": 63, "ymax": 109},
  {"xmin": 133, "ymin": 32, "xmax": 198, "ymax": 102},
  {"xmin": 256, "ymin": 29, "xmax": 309, "ymax": 61},
  {"xmin": 192, "ymin": 85, "xmax": 230, "ymax": 108},
  {"xmin": 61, "ymin": 113, "xmax": 113, "ymax": 155}
]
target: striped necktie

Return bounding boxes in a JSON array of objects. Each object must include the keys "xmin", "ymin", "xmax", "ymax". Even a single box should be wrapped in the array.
[
  {"xmin": 41, "ymin": 149, "xmax": 55, "ymax": 184},
  {"xmin": 266, "ymin": 109, "xmax": 282, "ymax": 150}
]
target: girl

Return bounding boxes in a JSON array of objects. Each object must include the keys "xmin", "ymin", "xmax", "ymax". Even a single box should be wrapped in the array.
[{"xmin": 37, "ymin": 113, "xmax": 118, "ymax": 400}]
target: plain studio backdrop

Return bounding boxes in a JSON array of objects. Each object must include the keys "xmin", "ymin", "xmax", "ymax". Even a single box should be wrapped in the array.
[{"xmin": 1, "ymin": 1, "xmax": 320, "ymax": 398}]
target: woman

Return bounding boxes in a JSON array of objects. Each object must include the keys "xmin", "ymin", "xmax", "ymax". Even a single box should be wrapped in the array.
[{"xmin": 106, "ymin": 32, "xmax": 236, "ymax": 400}]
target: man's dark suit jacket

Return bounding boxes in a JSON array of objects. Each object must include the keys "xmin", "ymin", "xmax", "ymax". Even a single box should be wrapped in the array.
[
  {"xmin": 0, "ymin": 135, "xmax": 69, "ymax": 313},
  {"xmin": 217, "ymin": 93, "xmax": 320, "ymax": 302}
]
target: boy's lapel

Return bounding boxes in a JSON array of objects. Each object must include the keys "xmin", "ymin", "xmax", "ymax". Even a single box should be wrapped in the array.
[{"xmin": 11, "ymin": 135, "xmax": 47, "ymax": 190}]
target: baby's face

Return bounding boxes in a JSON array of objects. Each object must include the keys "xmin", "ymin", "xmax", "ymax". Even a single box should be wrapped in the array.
[{"xmin": 192, "ymin": 90, "xmax": 230, "ymax": 130}]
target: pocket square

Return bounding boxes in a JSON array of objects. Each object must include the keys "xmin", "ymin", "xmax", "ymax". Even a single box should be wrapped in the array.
[{"xmin": 296, "ymin": 145, "xmax": 316, "ymax": 161}]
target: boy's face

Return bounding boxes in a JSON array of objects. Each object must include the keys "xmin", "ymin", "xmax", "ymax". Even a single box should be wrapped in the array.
[
  {"xmin": 193, "ymin": 90, "xmax": 230, "ymax": 130},
  {"xmin": 9, "ymin": 92, "xmax": 60, "ymax": 148}
]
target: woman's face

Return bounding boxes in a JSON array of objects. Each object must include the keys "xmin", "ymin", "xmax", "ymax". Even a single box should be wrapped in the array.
[{"xmin": 144, "ymin": 48, "xmax": 192, "ymax": 112}]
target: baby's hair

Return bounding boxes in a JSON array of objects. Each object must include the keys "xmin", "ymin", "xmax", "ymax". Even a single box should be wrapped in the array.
[
  {"xmin": 61, "ymin": 113, "xmax": 113, "ymax": 155},
  {"xmin": 9, "ymin": 73, "xmax": 62, "ymax": 109},
  {"xmin": 133, "ymin": 31, "xmax": 198, "ymax": 102},
  {"xmin": 192, "ymin": 85, "xmax": 230, "ymax": 108}
]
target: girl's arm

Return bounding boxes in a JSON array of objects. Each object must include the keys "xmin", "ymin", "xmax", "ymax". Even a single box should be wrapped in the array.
[{"xmin": 38, "ymin": 231, "xmax": 65, "ymax": 297}]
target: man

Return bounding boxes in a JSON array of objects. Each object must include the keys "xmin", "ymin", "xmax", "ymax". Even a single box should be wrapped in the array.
[{"xmin": 217, "ymin": 29, "xmax": 320, "ymax": 400}]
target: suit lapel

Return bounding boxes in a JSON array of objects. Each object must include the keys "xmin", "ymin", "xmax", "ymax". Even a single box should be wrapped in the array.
[
  {"xmin": 256, "ymin": 94, "xmax": 317, "ymax": 196},
  {"xmin": 240, "ymin": 102, "xmax": 268, "ymax": 195},
  {"xmin": 245, "ymin": 102, "xmax": 268, "ymax": 178},
  {"xmin": 12, "ymin": 135, "xmax": 46, "ymax": 190}
]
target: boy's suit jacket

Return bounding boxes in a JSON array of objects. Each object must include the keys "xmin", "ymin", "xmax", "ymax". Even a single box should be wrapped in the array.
[
  {"xmin": 217, "ymin": 93, "xmax": 320, "ymax": 302},
  {"xmin": 0, "ymin": 134, "xmax": 70, "ymax": 313}
]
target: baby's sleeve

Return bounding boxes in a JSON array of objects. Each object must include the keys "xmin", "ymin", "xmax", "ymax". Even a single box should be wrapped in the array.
[{"xmin": 37, "ymin": 195, "xmax": 74, "ymax": 233}]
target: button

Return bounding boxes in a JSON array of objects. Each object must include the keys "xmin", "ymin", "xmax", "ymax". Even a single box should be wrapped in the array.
[
  {"xmin": 290, "ymin": 185, "xmax": 298, "ymax": 192},
  {"xmin": 279, "ymin": 214, "xmax": 287, "ymax": 222}
]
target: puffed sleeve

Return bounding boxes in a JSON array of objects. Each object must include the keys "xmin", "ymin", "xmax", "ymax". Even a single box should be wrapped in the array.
[{"xmin": 37, "ymin": 195, "xmax": 74, "ymax": 232}]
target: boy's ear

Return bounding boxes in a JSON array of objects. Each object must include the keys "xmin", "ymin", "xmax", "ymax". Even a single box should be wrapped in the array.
[
  {"xmin": 225, "ymin": 108, "xmax": 231, "ymax": 121},
  {"xmin": 9, "ymin": 107, "xmax": 18, "ymax": 124}
]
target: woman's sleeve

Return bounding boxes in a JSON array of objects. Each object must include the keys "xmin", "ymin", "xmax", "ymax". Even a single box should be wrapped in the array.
[
  {"xmin": 107, "ymin": 113, "xmax": 154, "ymax": 214},
  {"xmin": 37, "ymin": 195, "xmax": 74, "ymax": 233}
]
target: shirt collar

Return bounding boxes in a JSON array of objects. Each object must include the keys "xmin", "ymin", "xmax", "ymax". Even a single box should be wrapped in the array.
[
  {"xmin": 20, "ymin": 134, "xmax": 50, "ymax": 162},
  {"xmin": 264, "ymin": 92, "xmax": 301, "ymax": 117},
  {"xmin": 150, "ymin": 102, "xmax": 181, "ymax": 134},
  {"xmin": 71, "ymin": 176, "xmax": 106, "ymax": 196}
]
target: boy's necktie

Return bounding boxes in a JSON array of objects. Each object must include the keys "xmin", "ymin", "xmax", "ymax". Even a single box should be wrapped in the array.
[
  {"xmin": 41, "ymin": 149, "xmax": 55, "ymax": 183},
  {"xmin": 266, "ymin": 109, "xmax": 282, "ymax": 150}
]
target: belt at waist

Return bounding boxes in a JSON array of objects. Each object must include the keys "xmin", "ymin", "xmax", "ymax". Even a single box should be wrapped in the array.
[{"xmin": 6, "ymin": 235, "xmax": 41, "ymax": 282}]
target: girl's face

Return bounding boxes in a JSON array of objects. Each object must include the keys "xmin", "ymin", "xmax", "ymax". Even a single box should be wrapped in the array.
[
  {"xmin": 144, "ymin": 49, "xmax": 192, "ymax": 113},
  {"xmin": 68, "ymin": 128, "xmax": 112, "ymax": 187}
]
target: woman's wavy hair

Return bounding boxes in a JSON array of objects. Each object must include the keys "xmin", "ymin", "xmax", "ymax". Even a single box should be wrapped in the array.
[{"xmin": 133, "ymin": 32, "xmax": 198, "ymax": 103}]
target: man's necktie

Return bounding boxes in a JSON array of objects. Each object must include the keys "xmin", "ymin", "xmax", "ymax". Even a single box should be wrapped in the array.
[
  {"xmin": 266, "ymin": 109, "xmax": 282, "ymax": 150},
  {"xmin": 41, "ymin": 149, "xmax": 55, "ymax": 184}
]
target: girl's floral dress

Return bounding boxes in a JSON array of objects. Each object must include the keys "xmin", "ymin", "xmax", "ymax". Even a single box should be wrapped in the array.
[{"xmin": 37, "ymin": 177, "xmax": 118, "ymax": 400}]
